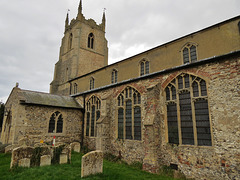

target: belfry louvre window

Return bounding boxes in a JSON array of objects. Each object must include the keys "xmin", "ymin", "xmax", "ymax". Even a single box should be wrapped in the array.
[
  {"xmin": 111, "ymin": 69, "xmax": 118, "ymax": 84},
  {"xmin": 48, "ymin": 111, "xmax": 63, "ymax": 133},
  {"xmin": 182, "ymin": 44, "xmax": 197, "ymax": 64},
  {"xmin": 117, "ymin": 86, "xmax": 141, "ymax": 140},
  {"xmin": 140, "ymin": 60, "xmax": 150, "ymax": 76},
  {"xmin": 90, "ymin": 77, "xmax": 95, "ymax": 90},
  {"xmin": 165, "ymin": 73, "xmax": 212, "ymax": 146},
  {"xmin": 88, "ymin": 33, "xmax": 94, "ymax": 49},
  {"xmin": 85, "ymin": 95, "xmax": 101, "ymax": 137}
]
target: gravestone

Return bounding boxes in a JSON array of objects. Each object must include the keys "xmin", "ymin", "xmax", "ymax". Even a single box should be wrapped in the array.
[
  {"xmin": 60, "ymin": 154, "xmax": 68, "ymax": 164},
  {"xmin": 10, "ymin": 146, "xmax": 34, "ymax": 168},
  {"xmin": 81, "ymin": 150, "xmax": 103, "ymax": 178},
  {"xmin": 40, "ymin": 155, "xmax": 51, "ymax": 166},
  {"xmin": 70, "ymin": 142, "xmax": 81, "ymax": 153},
  {"xmin": 18, "ymin": 158, "xmax": 31, "ymax": 167}
]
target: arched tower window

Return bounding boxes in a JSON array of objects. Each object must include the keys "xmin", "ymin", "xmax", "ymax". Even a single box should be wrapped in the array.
[
  {"xmin": 90, "ymin": 77, "xmax": 95, "ymax": 90},
  {"xmin": 140, "ymin": 59, "xmax": 150, "ymax": 76},
  {"xmin": 117, "ymin": 86, "xmax": 142, "ymax": 140},
  {"xmin": 111, "ymin": 69, "xmax": 118, "ymax": 84},
  {"xmin": 68, "ymin": 33, "xmax": 73, "ymax": 50},
  {"xmin": 48, "ymin": 111, "xmax": 63, "ymax": 133},
  {"xmin": 182, "ymin": 43, "xmax": 197, "ymax": 64},
  {"xmin": 165, "ymin": 73, "xmax": 212, "ymax": 146},
  {"xmin": 85, "ymin": 95, "xmax": 101, "ymax": 137},
  {"xmin": 88, "ymin": 33, "xmax": 94, "ymax": 49}
]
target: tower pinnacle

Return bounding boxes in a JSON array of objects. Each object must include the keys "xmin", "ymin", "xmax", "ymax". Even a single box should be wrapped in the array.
[
  {"xmin": 78, "ymin": 0, "xmax": 82, "ymax": 15},
  {"xmin": 102, "ymin": 8, "xmax": 106, "ymax": 31},
  {"xmin": 65, "ymin": 10, "xmax": 69, "ymax": 31}
]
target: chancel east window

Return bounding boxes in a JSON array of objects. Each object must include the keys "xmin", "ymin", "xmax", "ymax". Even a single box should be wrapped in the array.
[
  {"xmin": 90, "ymin": 77, "xmax": 95, "ymax": 90},
  {"xmin": 111, "ymin": 69, "xmax": 118, "ymax": 84},
  {"xmin": 85, "ymin": 96, "xmax": 101, "ymax": 137},
  {"xmin": 117, "ymin": 86, "xmax": 141, "ymax": 140},
  {"xmin": 140, "ymin": 60, "xmax": 150, "ymax": 76},
  {"xmin": 48, "ymin": 111, "xmax": 63, "ymax": 133},
  {"xmin": 165, "ymin": 73, "xmax": 212, "ymax": 146},
  {"xmin": 88, "ymin": 33, "xmax": 94, "ymax": 49},
  {"xmin": 182, "ymin": 44, "xmax": 197, "ymax": 64}
]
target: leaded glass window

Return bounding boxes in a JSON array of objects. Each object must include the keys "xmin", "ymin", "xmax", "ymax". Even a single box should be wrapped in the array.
[
  {"xmin": 85, "ymin": 95, "xmax": 101, "ymax": 137},
  {"xmin": 48, "ymin": 111, "xmax": 63, "ymax": 133},
  {"xmin": 117, "ymin": 87, "xmax": 141, "ymax": 140},
  {"xmin": 111, "ymin": 69, "xmax": 118, "ymax": 84},
  {"xmin": 182, "ymin": 44, "xmax": 197, "ymax": 64},
  {"xmin": 140, "ymin": 59, "xmax": 150, "ymax": 76},
  {"xmin": 165, "ymin": 73, "xmax": 212, "ymax": 146}
]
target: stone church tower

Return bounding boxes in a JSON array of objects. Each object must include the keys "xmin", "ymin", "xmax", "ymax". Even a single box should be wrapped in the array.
[{"xmin": 50, "ymin": 0, "xmax": 108, "ymax": 95}]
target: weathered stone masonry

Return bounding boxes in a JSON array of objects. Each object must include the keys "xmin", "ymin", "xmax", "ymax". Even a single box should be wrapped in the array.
[{"xmin": 76, "ymin": 55, "xmax": 240, "ymax": 180}]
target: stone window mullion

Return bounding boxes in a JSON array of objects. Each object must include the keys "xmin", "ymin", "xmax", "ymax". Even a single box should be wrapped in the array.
[{"xmin": 190, "ymin": 80, "xmax": 198, "ymax": 146}]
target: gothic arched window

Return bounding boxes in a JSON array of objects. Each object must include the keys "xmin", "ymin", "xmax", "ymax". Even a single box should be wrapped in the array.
[
  {"xmin": 182, "ymin": 43, "xmax": 197, "ymax": 64},
  {"xmin": 88, "ymin": 33, "xmax": 94, "ymax": 49},
  {"xmin": 85, "ymin": 96, "xmax": 101, "ymax": 137},
  {"xmin": 48, "ymin": 111, "xmax": 63, "ymax": 133},
  {"xmin": 165, "ymin": 73, "xmax": 212, "ymax": 146},
  {"xmin": 111, "ymin": 69, "xmax": 118, "ymax": 84},
  {"xmin": 140, "ymin": 59, "xmax": 149, "ymax": 76},
  {"xmin": 117, "ymin": 86, "xmax": 142, "ymax": 140}
]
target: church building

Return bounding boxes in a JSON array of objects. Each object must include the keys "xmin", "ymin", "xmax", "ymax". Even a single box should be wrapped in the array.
[{"xmin": 1, "ymin": 1, "xmax": 240, "ymax": 179}]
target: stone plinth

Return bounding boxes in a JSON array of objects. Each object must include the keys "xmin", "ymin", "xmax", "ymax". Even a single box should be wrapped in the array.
[{"xmin": 81, "ymin": 150, "xmax": 103, "ymax": 178}]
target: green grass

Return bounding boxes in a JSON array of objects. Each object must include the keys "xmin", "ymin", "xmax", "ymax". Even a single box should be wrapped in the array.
[{"xmin": 0, "ymin": 152, "xmax": 177, "ymax": 180}]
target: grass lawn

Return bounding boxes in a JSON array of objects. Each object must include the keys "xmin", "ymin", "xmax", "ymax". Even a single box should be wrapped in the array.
[{"xmin": 0, "ymin": 152, "xmax": 178, "ymax": 180}]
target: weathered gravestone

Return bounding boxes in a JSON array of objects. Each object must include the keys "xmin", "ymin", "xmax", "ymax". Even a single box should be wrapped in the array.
[
  {"xmin": 81, "ymin": 150, "xmax": 103, "ymax": 178},
  {"xmin": 10, "ymin": 146, "xmax": 34, "ymax": 168},
  {"xmin": 40, "ymin": 155, "xmax": 51, "ymax": 166},
  {"xmin": 70, "ymin": 142, "xmax": 81, "ymax": 153}
]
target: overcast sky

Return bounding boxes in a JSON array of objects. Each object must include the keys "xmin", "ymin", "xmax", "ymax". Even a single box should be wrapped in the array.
[{"xmin": 0, "ymin": 0, "xmax": 239, "ymax": 103}]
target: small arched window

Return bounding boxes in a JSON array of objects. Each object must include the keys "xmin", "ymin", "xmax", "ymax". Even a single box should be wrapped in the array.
[
  {"xmin": 88, "ymin": 33, "xmax": 94, "ymax": 49},
  {"xmin": 140, "ymin": 59, "xmax": 149, "ymax": 76},
  {"xmin": 74, "ymin": 83, "xmax": 78, "ymax": 94},
  {"xmin": 182, "ymin": 43, "xmax": 197, "ymax": 64},
  {"xmin": 111, "ymin": 69, "xmax": 118, "ymax": 84},
  {"xmin": 68, "ymin": 33, "xmax": 73, "ymax": 50},
  {"xmin": 48, "ymin": 111, "xmax": 63, "ymax": 133},
  {"xmin": 90, "ymin": 77, "xmax": 95, "ymax": 90},
  {"xmin": 85, "ymin": 95, "xmax": 101, "ymax": 137}
]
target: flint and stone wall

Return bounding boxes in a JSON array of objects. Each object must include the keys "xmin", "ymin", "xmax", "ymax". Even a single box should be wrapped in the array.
[{"xmin": 77, "ymin": 56, "xmax": 240, "ymax": 179}]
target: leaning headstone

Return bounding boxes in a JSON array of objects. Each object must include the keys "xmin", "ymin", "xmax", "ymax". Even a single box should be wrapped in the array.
[
  {"xmin": 70, "ymin": 142, "xmax": 81, "ymax": 153},
  {"xmin": 10, "ymin": 146, "xmax": 34, "ymax": 168},
  {"xmin": 81, "ymin": 150, "xmax": 103, "ymax": 178},
  {"xmin": 60, "ymin": 154, "xmax": 68, "ymax": 164},
  {"xmin": 18, "ymin": 158, "xmax": 31, "ymax": 168},
  {"xmin": 40, "ymin": 155, "xmax": 51, "ymax": 166}
]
